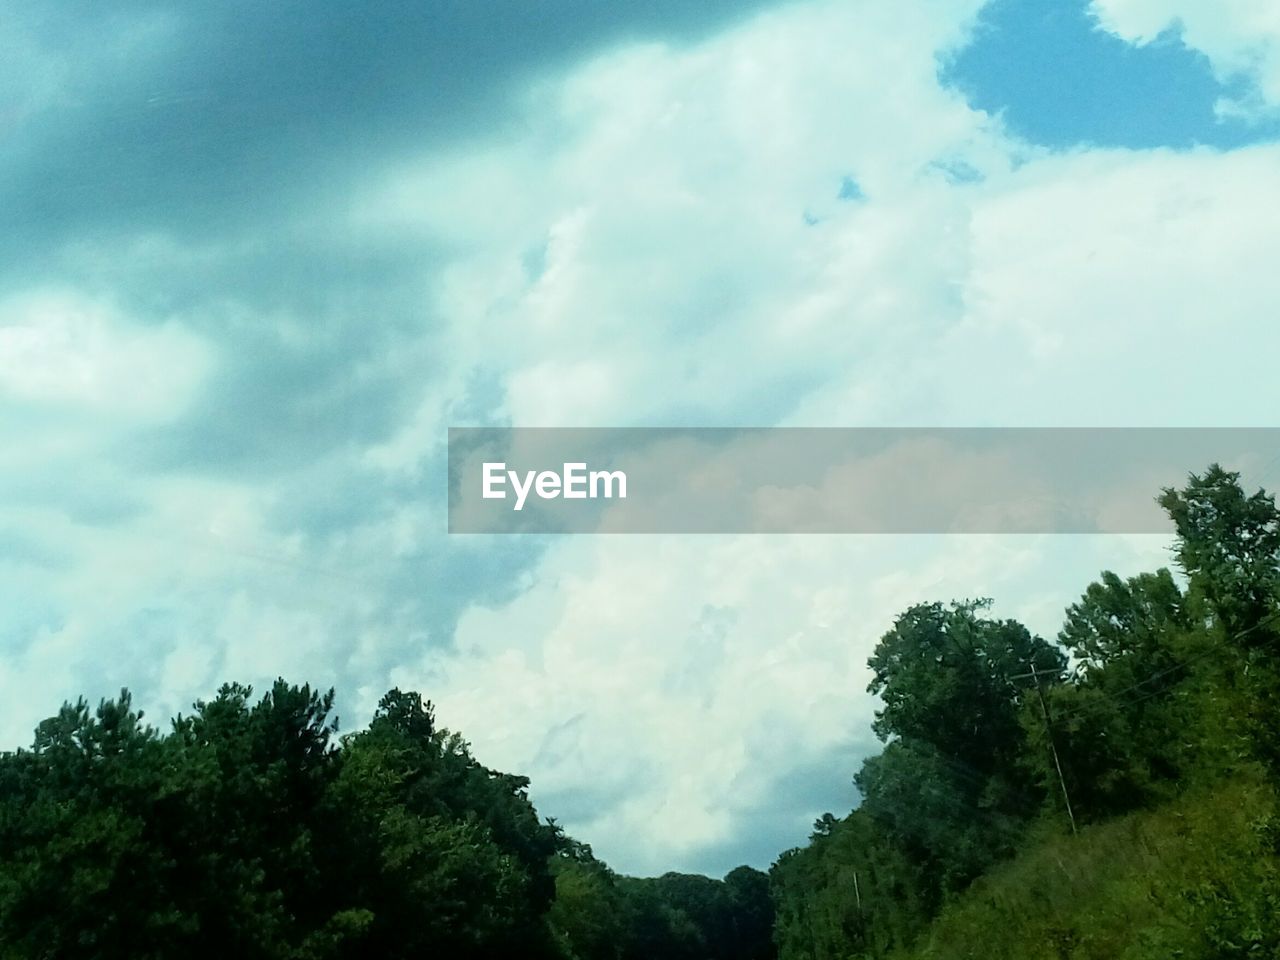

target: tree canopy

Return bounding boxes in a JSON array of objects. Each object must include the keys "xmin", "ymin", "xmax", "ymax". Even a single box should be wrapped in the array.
[{"xmin": 3, "ymin": 464, "xmax": 1279, "ymax": 959}]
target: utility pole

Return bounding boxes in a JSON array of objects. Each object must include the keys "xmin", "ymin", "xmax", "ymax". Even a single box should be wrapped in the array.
[{"xmin": 1029, "ymin": 660, "xmax": 1077, "ymax": 836}]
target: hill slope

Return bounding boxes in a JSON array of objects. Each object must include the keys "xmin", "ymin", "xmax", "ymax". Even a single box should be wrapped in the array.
[{"xmin": 902, "ymin": 776, "xmax": 1279, "ymax": 960}]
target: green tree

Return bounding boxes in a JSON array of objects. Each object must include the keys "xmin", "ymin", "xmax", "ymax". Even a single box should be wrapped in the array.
[
  {"xmin": 771, "ymin": 809, "xmax": 928, "ymax": 960},
  {"xmin": 1037, "ymin": 569, "xmax": 1198, "ymax": 818},
  {"xmin": 722, "ymin": 865, "xmax": 776, "ymax": 960},
  {"xmin": 1159, "ymin": 466, "xmax": 1280, "ymax": 776},
  {"xmin": 1159, "ymin": 464, "xmax": 1280, "ymax": 646},
  {"xmin": 0, "ymin": 682, "xmax": 570, "ymax": 960},
  {"xmin": 547, "ymin": 844, "xmax": 626, "ymax": 960},
  {"xmin": 329, "ymin": 688, "xmax": 564, "ymax": 958},
  {"xmin": 867, "ymin": 599, "xmax": 1065, "ymax": 800}
]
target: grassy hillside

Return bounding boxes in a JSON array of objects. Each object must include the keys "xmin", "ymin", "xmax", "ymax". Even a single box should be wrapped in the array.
[
  {"xmin": 771, "ymin": 468, "xmax": 1280, "ymax": 960},
  {"xmin": 901, "ymin": 775, "xmax": 1280, "ymax": 960}
]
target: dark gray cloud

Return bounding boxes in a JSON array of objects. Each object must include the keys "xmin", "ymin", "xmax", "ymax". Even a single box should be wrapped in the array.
[
  {"xmin": 134, "ymin": 324, "xmax": 413, "ymax": 474},
  {"xmin": 6, "ymin": 0, "xmax": 794, "ymax": 494},
  {"xmin": 3, "ymin": 0, "xmax": 789, "ymax": 278}
]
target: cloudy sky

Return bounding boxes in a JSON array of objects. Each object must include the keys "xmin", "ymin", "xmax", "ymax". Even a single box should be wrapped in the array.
[{"xmin": 4, "ymin": 0, "xmax": 1280, "ymax": 877}]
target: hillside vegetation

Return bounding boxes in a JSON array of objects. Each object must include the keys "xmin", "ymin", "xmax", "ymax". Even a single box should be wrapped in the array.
[
  {"xmin": 1, "ymin": 464, "xmax": 1278, "ymax": 958},
  {"xmin": 772, "ymin": 464, "xmax": 1280, "ymax": 959},
  {"xmin": 905, "ymin": 776, "xmax": 1278, "ymax": 960}
]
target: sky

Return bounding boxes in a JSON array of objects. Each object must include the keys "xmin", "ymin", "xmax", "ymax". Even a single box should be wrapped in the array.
[{"xmin": 3, "ymin": 0, "xmax": 1280, "ymax": 877}]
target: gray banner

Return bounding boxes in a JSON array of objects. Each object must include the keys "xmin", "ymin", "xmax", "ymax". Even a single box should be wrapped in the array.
[{"xmin": 447, "ymin": 428, "xmax": 1280, "ymax": 534}]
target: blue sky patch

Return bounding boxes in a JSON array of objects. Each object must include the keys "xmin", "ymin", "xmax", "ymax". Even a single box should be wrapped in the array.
[
  {"xmin": 943, "ymin": 0, "xmax": 1280, "ymax": 150},
  {"xmin": 928, "ymin": 157, "xmax": 985, "ymax": 184},
  {"xmin": 837, "ymin": 175, "xmax": 866, "ymax": 200}
]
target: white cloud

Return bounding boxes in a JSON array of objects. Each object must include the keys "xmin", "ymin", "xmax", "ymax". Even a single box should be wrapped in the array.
[
  {"xmin": 0, "ymin": 290, "xmax": 211, "ymax": 419},
  {"xmin": 415, "ymin": 532, "xmax": 1170, "ymax": 874},
  {"xmin": 1090, "ymin": 0, "xmax": 1280, "ymax": 118},
  {"xmin": 4, "ymin": 0, "xmax": 1280, "ymax": 880},
  {"xmin": 362, "ymin": 0, "xmax": 1280, "ymax": 873},
  {"xmin": 789, "ymin": 143, "xmax": 1280, "ymax": 427},
  {"xmin": 357, "ymin": 0, "xmax": 1000, "ymax": 430}
]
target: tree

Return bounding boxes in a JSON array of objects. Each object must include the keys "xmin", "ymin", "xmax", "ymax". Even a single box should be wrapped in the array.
[
  {"xmin": 548, "ymin": 848, "xmax": 626, "ymax": 960},
  {"xmin": 722, "ymin": 866, "xmax": 776, "ymax": 960},
  {"xmin": 0, "ymin": 682, "xmax": 570, "ymax": 960},
  {"xmin": 867, "ymin": 599, "xmax": 1065, "ymax": 780},
  {"xmin": 1159, "ymin": 466, "xmax": 1280, "ymax": 780},
  {"xmin": 1159, "ymin": 464, "xmax": 1280, "ymax": 646},
  {"xmin": 1059, "ymin": 569, "xmax": 1188, "ymax": 678},
  {"xmin": 331, "ymin": 688, "xmax": 564, "ymax": 958},
  {"xmin": 770, "ymin": 809, "xmax": 928, "ymax": 960},
  {"xmin": 1040, "ymin": 569, "xmax": 1198, "ymax": 817}
]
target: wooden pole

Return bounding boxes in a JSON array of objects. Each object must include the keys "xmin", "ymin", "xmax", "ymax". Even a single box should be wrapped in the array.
[{"xmin": 1030, "ymin": 661, "xmax": 1077, "ymax": 836}]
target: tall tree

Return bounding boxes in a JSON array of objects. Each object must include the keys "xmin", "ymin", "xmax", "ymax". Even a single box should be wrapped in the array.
[
  {"xmin": 1159, "ymin": 465, "xmax": 1280, "ymax": 778},
  {"xmin": 1159, "ymin": 464, "xmax": 1280, "ymax": 646},
  {"xmin": 867, "ymin": 599, "xmax": 1065, "ymax": 779},
  {"xmin": 1039, "ymin": 568, "xmax": 1198, "ymax": 817}
]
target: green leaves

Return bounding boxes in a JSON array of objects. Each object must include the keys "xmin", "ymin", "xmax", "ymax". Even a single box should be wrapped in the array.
[
  {"xmin": 0, "ymin": 679, "xmax": 771, "ymax": 960},
  {"xmin": 1159, "ymin": 464, "xmax": 1280, "ymax": 644},
  {"xmin": 0, "ymin": 682, "xmax": 565, "ymax": 960},
  {"xmin": 867, "ymin": 599, "xmax": 1064, "ymax": 775},
  {"xmin": 774, "ymin": 466, "xmax": 1280, "ymax": 960},
  {"xmin": 1059, "ymin": 569, "xmax": 1188, "ymax": 675}
]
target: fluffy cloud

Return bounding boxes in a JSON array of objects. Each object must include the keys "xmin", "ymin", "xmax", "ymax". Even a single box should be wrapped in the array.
[
  {"xmin": 0, "ymin": 290, "xmax": 210, "ymax": 418},
  {"xmin": 3, "ymin": 0, "xmax": 1279, "ymax": 878},
  {"xmin": 420, "ymin": 533, "xmax": 1170, "ymax": 875},
  {"xmin": 357, "ymin": 0, "xmax": 999, "ymax": 430},
  {"xmin": 1091, "ymin": 0, "xmax": 1280, "ymax": 118},
  {"xmin": 364, "ymin": 0, "xmax": 1280, "ymax": 872}
]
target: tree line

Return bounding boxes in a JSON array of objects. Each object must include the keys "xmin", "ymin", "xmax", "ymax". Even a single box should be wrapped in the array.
[
  {"xmin": 0, "ymin": 676, "xmax": 775, "ymax": 959},
  {"xmin": 772, "ymin": 464, "xmax": 1280, "ymax": 958},
  {"xmin": 1, "ymin": 464, "xmax": 1277, "ymax": 957}
]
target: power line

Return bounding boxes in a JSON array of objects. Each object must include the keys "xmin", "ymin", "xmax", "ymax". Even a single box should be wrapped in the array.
[
  {"xmin": 1052, "ymin": 608, "xmax": 1280, "ymax": 725},
  {"xmin": 1050, "ymin": 645, "xmax": 1215, "ymax": 724}
]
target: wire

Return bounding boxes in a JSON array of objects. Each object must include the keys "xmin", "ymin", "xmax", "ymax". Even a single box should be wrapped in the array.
[{"xmin": 1043, "ymin": 609, "xmax": 1280, "ymax": 725}]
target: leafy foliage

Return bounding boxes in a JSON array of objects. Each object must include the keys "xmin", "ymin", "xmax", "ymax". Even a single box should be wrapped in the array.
[
  {"xmin": 773, "ymin": 465, "xmax": 1280, "ymax": 959},
  {"xmin": 3, "ymin": 464, "xmax": 1278, "ymax": 959},
  {"xmin": 0, "ymin": 682, "xmax": 773, "ymax": 960}
]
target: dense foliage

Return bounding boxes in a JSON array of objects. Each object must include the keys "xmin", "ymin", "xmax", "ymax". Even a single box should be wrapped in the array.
[
  {"xmin": 2, "ymin": 464, "xmax": 1277, "ymax": 958},
  {"xmin": 772, "ymin": 465, "xmax": 1280, "ymax": 959},
  {"xmin": 0, "ymin": 684, "xmax": 773, "ymax": 959}
]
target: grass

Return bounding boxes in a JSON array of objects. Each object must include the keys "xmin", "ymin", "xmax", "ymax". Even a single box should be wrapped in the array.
[{"xmin": 898, "ymin": 774, "xmax": 1280, "ymax": 960}]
